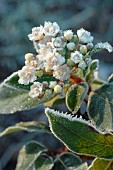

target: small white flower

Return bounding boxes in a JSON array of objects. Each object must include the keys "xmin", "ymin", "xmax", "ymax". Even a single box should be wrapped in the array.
[
  {"xmin": 54, "ymin": 85, "xmax": 62, "ymax": 94},
  {"xmin": 52, "ymin": 37, "xmax": 66, "ymax": 49},
  {"xmin": 77, "ymin": 28, "xmax": 94, "ymax": 43},
  {"xmin": 78, "ymin": 60, "xmax": 86, "ymax": 69},
  {"xmin": 64, "ymin": 30, "xmax": 73, "ymax": 40},
  {"xmin": 28, "ymin": 26, "xmax": 44, "ymax": 41},
  {"xmin": 70, "ymin": 51, "xmax": 83, "ymax": 64},
  {"xmin": 49, "ymin": 81, "xmax": 57, "ymax": 89},
  {"xmin": 43, "ymin": 21, "xmax": 60, "ymax": 37},
  {"xmin": 95, "ymin": 42, "xmax": 113, "ymax": 53},
  {"xmin": 18, "ymin": 66, "xmax": 37, "ymax": 85},
  {"xmin": 39, "ymin": 36, "xmax": 52, "ymax": 47},
  {"xmin": 67, "ymin": 42, "xmax": 75, "ymax": 51},
  {"xmin": 45, "ymin": 52, "xmax": 65, "ymax": 71},
  {"xmin": 53, "ymin": 65, "xmax": 70, "ymax": 81},
  {"xmin": 29, "ymin": 82, "xmax": 43, "ymax": 98}
]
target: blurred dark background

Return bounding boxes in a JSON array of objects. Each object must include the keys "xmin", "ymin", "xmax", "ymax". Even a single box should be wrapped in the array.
[{"xmin": 0, "ymin": 0, "xmax": 113, "ymax": 169}]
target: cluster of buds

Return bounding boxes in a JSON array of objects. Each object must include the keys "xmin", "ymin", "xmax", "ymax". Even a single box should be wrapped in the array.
[{"xmin": 18, "ymin": 21, "xmax": 113, "ymax": 99}]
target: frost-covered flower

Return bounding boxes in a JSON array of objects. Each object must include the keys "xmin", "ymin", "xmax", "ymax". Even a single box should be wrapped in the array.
[
  {"xmin": 64, "ymin": 30, "xmax": 73, "ymax": 40},
  {"xmin": 49, "ymin": 81, "xmax": 57, "ymax": 89},
  {"xmin": 67, "ymin": 42, "xmax": 75, "ymax": 51},
  {"xmin": 95, "ymin": 42, "xmax": 113, "ymax": 53},
  {"xmin": 18, "ymin": 66, "xmax": 37, "ymax": 85},
  {"xmin": 43, "ymin": 21, "xmax": 60, "ymax": 37},
  {"xmin": 77, "ymin": 28, "xmax": 94, "ymax": 43},
  {"xmin": 70, "ymin": 51, "xmax": 83, "ymax": 64},
  {"xmin": 28, "ymin": 26, "xmax": 44, "ymax": 41},
  {"xmin": 45, "ymin": 52, "xmax": 65, "ymax": 71},
  {"xmin": 52, "ymin": 37, "xmax": 66, "ymax": 49},
  {"xmin": 29, "ymin": 82, "xmax": 43, "ymax": 98},
  {"xmin": 53, "ymin": 65, "xmax": 70, "ymax": 81}
]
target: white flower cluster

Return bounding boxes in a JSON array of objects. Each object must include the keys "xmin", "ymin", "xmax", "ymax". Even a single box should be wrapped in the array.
[{"xmin": 18, "ymin": 21, "xmax": 113, "ymax": 99}]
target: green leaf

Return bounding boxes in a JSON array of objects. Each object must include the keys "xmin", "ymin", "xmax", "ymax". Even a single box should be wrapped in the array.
[
  {"xmin": 89, "ymin": 60, "xmax": 99, "ymax": 71},
  {"xmin": 89, "ymin": 158, "xmax": 113, "ymax": 170},
  {"xmin": 66, "ymin": 82, "xmax": 88, "ymax": 113},
  {"xmin": 52, "ymin": 152, "xmax": 88, "ymax": 170},
  {"xmin": 0, "ymin": 121, "xmax": 50, "ymax": 137},
  {"xmin": 16, "ymin": 141, "xmax": 47, "ymax": 170},
  {"xmin": 0, "ymin": 83, "xmax": 55, "ymax": 114},
  {"xmin": 45, "ymin": 108, "xmax": 113, "ymax": 159},
  {"xmin": 108, "ymin": 74, "xmax": 113, "ymax": 83},
  {"xmin": 88, "ymin": 83, "xmax": 113, "ymax": 131},
  {"xmin": 92, "ymin": 79, "xmax": 105, "ymax": 90},
  {"xmin": 34, "ymin": 154, "xmax": 54, "ymax": 170}
]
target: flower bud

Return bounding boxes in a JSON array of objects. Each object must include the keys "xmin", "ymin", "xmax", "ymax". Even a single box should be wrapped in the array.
[
  {"xmin": 25, "ymin": 53, "xmax": 34, "ymax": 61},
  {"xmin": 49, "ymin": 81, "xmax": 57, "ymax": 89},
  {"xmin": 80, "ymin": 45, "xmax": 87, "ymax": 54},
  {"xmin": 45, "ymin": 89, "xmax": 52, "ymax": 97},
  {"xmin": 67, "ymin": 42, "xmax": 75, "ymax": 51},
  {"xmin": 54, "ymin": 85, "xmax": 62, "ymax": 94},
  {"xmin": 35, "ymin": 70, "xmax": 43, "ymax": 77},
  {"xmin": 87, "ymin": 42, "xmax": 94, "ymax": 50}
]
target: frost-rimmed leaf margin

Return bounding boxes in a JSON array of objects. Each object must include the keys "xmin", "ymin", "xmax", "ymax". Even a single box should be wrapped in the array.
[
  {"xmin": 52, "ymin": 152, "xmax": 88, "ymax": 170},
  {"xmin": 66, "ymin": 82, "xmax": 88, "ymax": 114},
  {"xmin": 16, "ymin": 140, "xmax": 47, "ymax": 170},
  {"xmin": 88, "ymin": 82, "xmax": 113, "ymax": 131},
  {"xmin": 0, "ymin": 121, "xmax": 50, "ymax": 137},
  {"xmin": 45, "ymin": 107, "xmax": 113, "ymax": 159},
  {"xmin": 34, "ymin": 154, "xmax": 54, "ymax": 170},
  {"xmin": 0, "ymin": 82, "xmax": 55, "ymax": 114},
  {"xmin": 88, "ymin": 158, "xmax": 113, "ymax": 170}
]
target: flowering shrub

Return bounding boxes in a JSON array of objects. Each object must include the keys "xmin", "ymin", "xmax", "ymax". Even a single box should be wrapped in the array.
[{"xmin": 0, "ymin": 21, "xmax": 113, "ymax": 170}]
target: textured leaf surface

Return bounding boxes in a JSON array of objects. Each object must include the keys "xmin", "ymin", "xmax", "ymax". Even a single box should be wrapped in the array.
[
  {"xmin": 88, "ymin": 83, "xmax": 113, "ymax": 131},
  {"xmin": 0, "ymin": 121, "xmax": 50, "ymax": 137},
  {"xmin": 34, "ymin": 154, "xmax": 54, "ymax": 170},
  {"xmin": 52, "ymin": 152, "xmax": 87, "ymax": 170},
  {"xmin": 45, "ymin": 108, "xmax": 113, "ymax": 159},
  {"xmin": 89, "ymin": 158, "xmax": 113, "ymax": 170},
  {"xmin": 0, "ymin": 83, "xmax": 55, "ymax": 114},
  {"xmin": 16, "ymin": 141, "xmax": 47, "ymax": 170},
  {"xmin": 66, "ymin": 82, "xmax": 88, "ymax": 113}
]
